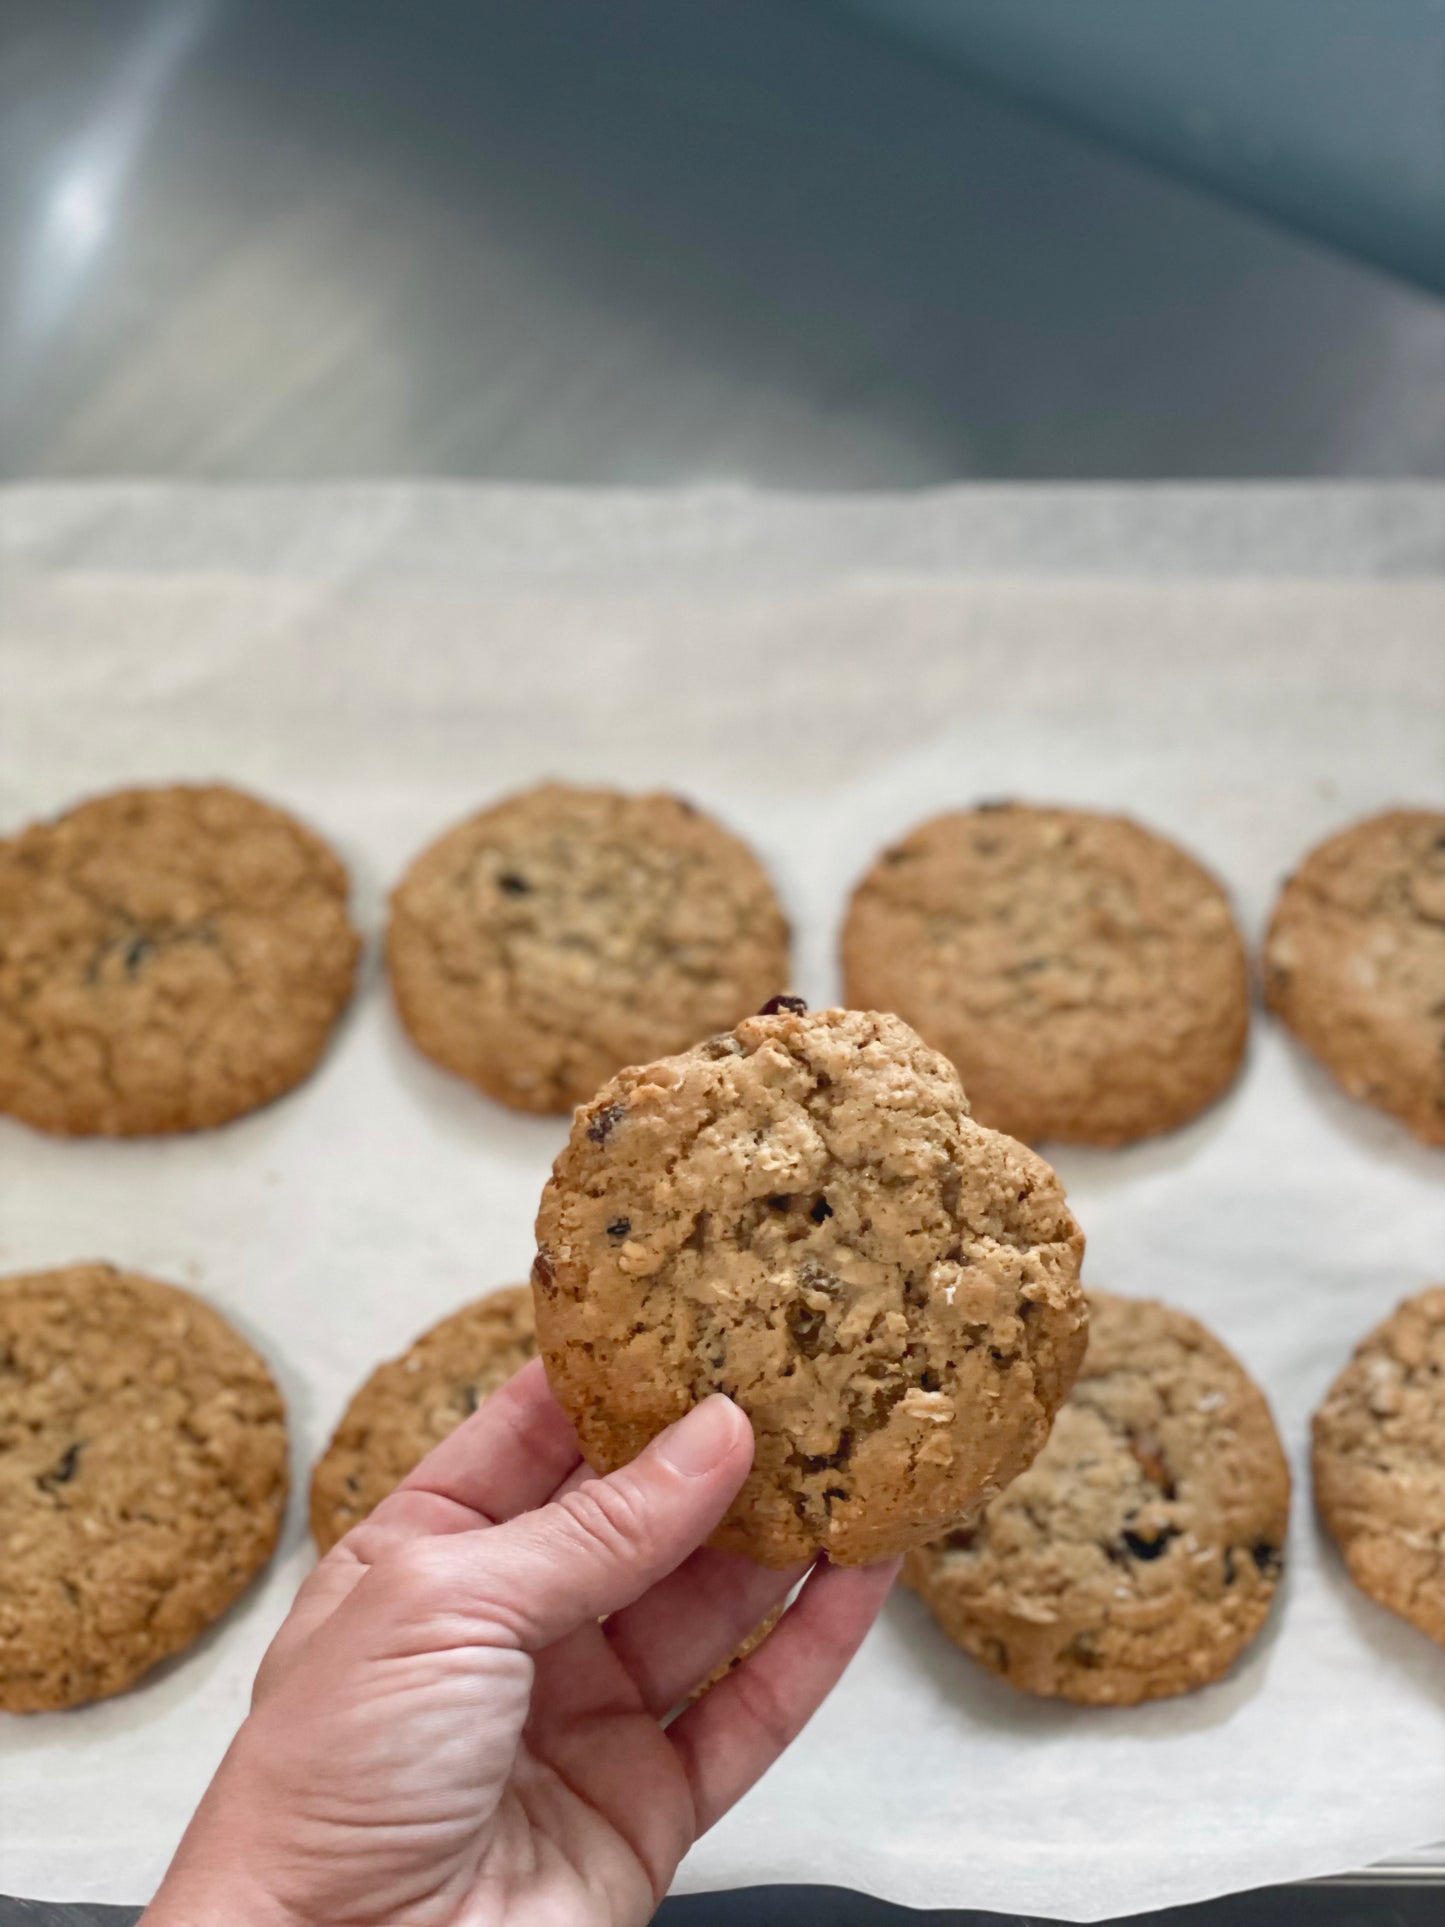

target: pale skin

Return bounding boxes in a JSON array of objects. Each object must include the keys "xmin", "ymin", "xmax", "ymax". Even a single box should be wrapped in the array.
[{"xmin": 144, "ymin": 1359, "xmax": 898, "ymax": 1927}]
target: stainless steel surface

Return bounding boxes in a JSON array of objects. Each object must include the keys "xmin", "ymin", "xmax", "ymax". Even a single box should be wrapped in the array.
[
  {"xmin": 836, "ymin": 0, "xmax": 1445, "ymax": 293},
  {"xmin": 3, "ymin": 0, "xmax": 1445, "ymax": 483}
]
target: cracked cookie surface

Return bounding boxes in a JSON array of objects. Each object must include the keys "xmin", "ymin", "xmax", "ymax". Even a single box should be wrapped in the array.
[
  {"xmin": 0, "ymin": 1263, "xmax": 289, "ymax": 1712},
  {"xmin": 1264, "ymin": 810, "xmax": 1445, "ymax": 1145},
  {"xmin": 1313, "ymin": 1285, "xmax": 1445, "ymax": 1647},
  {"xmin": 534, "ymin": 1004, "xmax": 1087, "ymax": 1567},
  {"xmin": 388, "ymin": 785, "xmax": 790, "ymax": 1113},
  {"xmin": 310, "ymin": 1286, "xmax": 537, "ymax": 1552},
  {"xmin": 842, "ymin": 803, "xmax": 1250, "ymax": 1146},
  {"xmin": 0, "ymin": 784, "xmax": 360, "ymax": 1135},
  {"xmin": 904, "ymin": 1290, "xmax": 1290, "ymax": 1705}
]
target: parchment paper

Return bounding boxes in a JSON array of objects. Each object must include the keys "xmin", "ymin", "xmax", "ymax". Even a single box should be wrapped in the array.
[{"xmin": 1, "ymin": 483, "xmax": 1443, "ymax": 1918}]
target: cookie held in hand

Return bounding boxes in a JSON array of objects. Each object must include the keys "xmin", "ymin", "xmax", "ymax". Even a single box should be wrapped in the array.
[{"xmin": 533, "ymin": 1003, "xmax": 1087, "ymax": 1567}]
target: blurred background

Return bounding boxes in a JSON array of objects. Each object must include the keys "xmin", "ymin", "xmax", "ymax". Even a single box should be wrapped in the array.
[{"xmin": 3, "ymin": 0, "xmax": 1444, "ymax": 487}]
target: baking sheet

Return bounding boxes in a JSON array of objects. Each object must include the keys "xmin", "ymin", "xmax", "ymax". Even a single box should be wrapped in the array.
[{"xmin": 1, "ymin": 483, "xmax": 1443, "ymax": 1918}]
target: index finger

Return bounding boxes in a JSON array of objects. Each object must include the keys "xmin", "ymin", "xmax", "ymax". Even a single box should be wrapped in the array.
[
  {"xmin": 390, "ymin": 1354, "xmax": 583, "ymax": 1530},
  {"xmin": 272, "ymin": 1361, "xmax": 584, "ymax": 1675}
]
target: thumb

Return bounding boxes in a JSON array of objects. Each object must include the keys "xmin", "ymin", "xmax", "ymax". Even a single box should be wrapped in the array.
[{"xmin": 432, "ymin": 1394, "xmax": 755, "ymax": 1650}]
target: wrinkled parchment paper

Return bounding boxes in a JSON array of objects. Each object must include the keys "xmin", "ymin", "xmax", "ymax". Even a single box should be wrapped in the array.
[{"xmin": 1, "ymin": 483, "xmax": 1443, "ymax": 1917}]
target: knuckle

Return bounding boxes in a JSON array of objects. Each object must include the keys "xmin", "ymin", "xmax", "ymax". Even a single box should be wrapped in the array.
[
  {"xmin": 375, "ymin": 1535, "xmax": 456, "ymax": 1606},
  {"xmin": 553, "ymin": 1473, "xmax": 650, "ymax": 1565}
]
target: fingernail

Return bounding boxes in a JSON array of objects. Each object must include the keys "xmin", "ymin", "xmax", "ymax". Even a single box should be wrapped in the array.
[{"xmin": 657, "ymin": 1395, "xmax": 741, "ymax": 1478}]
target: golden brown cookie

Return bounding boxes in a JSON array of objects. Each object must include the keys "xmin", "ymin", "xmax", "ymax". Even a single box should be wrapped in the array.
[
  {"xmin": 904, "ymin": 1290, "xmax": 1290, "ymax": 1705},
  {"xmin": 310, "ymin": 1286, "xmax": 537, "ymax": 1552},
  {"xmin": 534, "ymin": 1002, "xmax": 1087, "ymax": 1568},
  {"xmin": 0, "ymin": 1263, "xmax": 289, "ymax": 1713},
  {"xmin": 1264, "ymin": 810, "xmax": 1445, "ymax": 1146},
  {"xmin": 1313, "ymin": 1285, "xmax": 1445, "ymax": 1646},
  {"xmin": 841, "ymin": 803, "xmax": 1250, "ymax": 1147},
  {"xmin": 387, "ymin": 784, "xmax": 790, "ymax": 1113},
  {"xmin": 0, "ymin": 785, "xmax": 360, "ymax": 1136}
]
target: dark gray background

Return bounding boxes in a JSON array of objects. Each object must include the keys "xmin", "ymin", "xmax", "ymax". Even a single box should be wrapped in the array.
[
  {"xmin": 837, "ymin": 0, "xmax": 1445, "ymax": 292},
  {"xmin": 6, "ymin": 1879, "xmax": 1445, "ymax": 1926}
]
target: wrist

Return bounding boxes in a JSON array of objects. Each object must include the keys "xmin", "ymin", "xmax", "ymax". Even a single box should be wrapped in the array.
[
  {"xmin": 141, "ymin": 1739, "xmax": 310, "ymax": 1927},
  {"xmin": 144, "ymin": 1868, "xmax": 306, "ymax": 1927},
  {"xmin": 144, "ymin": 1885, "xmax": 302, "ymax": 1927}
]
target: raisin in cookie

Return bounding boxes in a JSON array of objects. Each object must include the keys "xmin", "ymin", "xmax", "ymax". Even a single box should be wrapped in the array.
[
  {"xmin": 388, "ymin": 785, "xmax": 790, "ymax": 1113},
  {"xmin": 1264, "ymin": 810, "xmax": 1445, "ymax": 1146},
  {"xmin": 904, "ymin": 1290, "xmax": 1290, "ymax": 1705},
  {"xmin": 842, "ymin": 803, "xmax": 1250, "ymax": 1147},
  {"xmin": 534, "ymin": 1003, "xmax": 1087, "ymax": 1568},
  {"xmin": 310, "ymin": 1286, "xmax": 537, "ymax": 1552},
  {"xmin": 1313, "ymin": 1286, "xmax": 1445, "ymax": 1646},
  {"xmin": 0, "ymin": 1263, "xmax": 289, "ymax": 1712},
  {"xmin": 0, "ymin": 784, "xmax": 360, "ymax": 1135}
]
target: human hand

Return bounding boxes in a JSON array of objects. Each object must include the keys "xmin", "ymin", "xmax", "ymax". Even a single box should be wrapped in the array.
[{"xmin": 144, "ymin": 1358, "xmax": 898, "ymax": 1927}]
